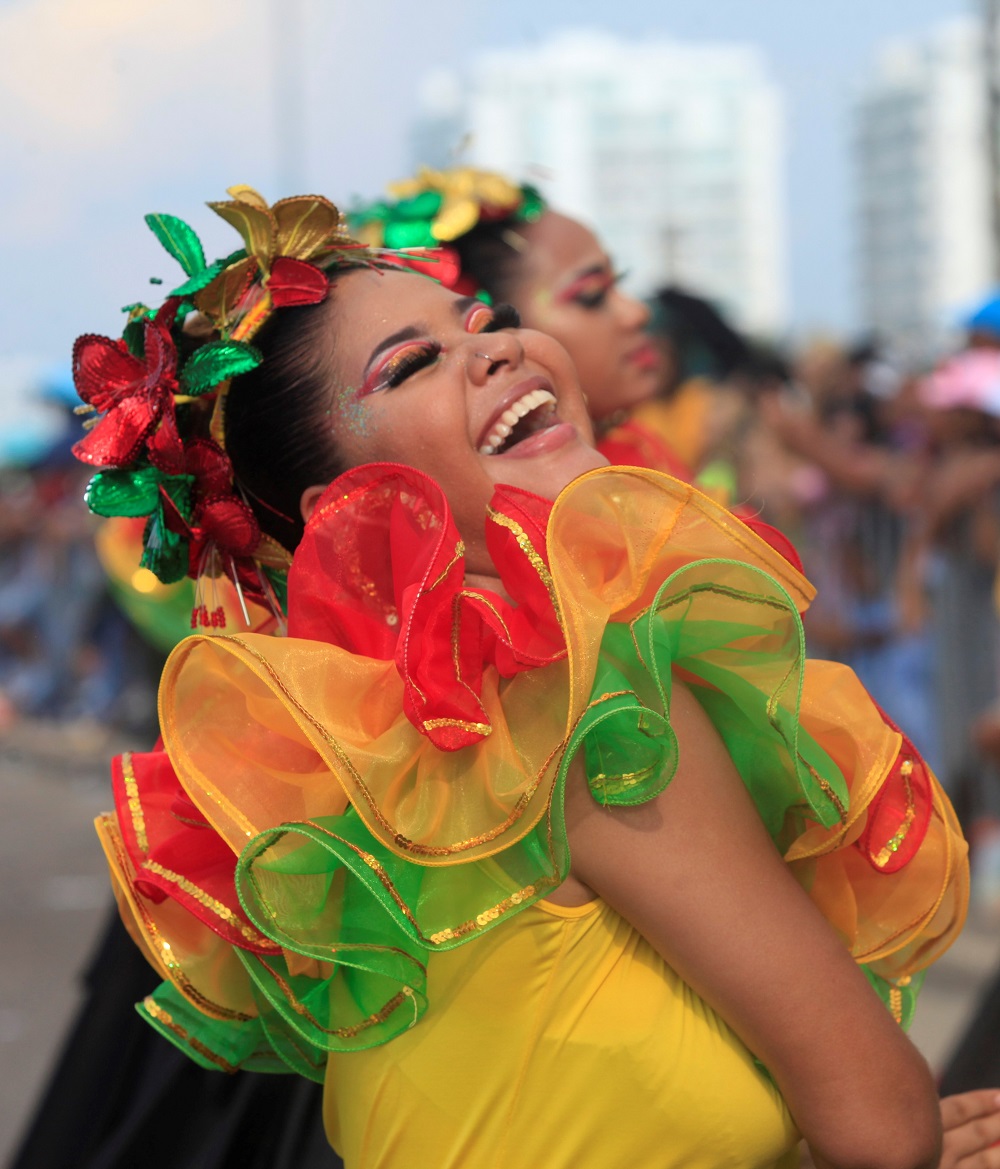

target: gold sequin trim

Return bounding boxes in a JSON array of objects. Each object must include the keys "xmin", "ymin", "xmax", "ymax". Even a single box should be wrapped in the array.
[
  {"xmin": 801, "ymin": 759, "xmax": 848, "ymax": 825},
  {"xmin": 255, "ymin": 956, "xmax": 419, "ymax": 1037},
  {"xmin": 460, "ymin": 590, "xmax": 514, "ymax": 645},
  {"xmin": 121, "ymin": 752, "xmax": 149, "ymax": 854},
  {"xmin": 421, "ymin": 717, "xmax": 493, "ymax": 736},
  {"xmin": 140, "ymin": 860, "xmax": 269, "ymax": 948},
  {"xmin": 874, "ymin": 760, "xmax": 917, "ymax": 868},
  {"xmin": 887, "ymin": 977, "xmax": 910, "ymax": 1025},
  {"xmin": 485, "ymin": 506, "xmax": 562, "ymax": 622},
  {"xmin": 429, "ymin": 877, "xmax": 559, "ymax": 945},
  {"xmin": 142, "ymin": 997, "xmax": 239, "ymax": 1073},
  {"xmin": 436, "ymin": 586, "xmax": 496, "ymax": 739},
  {"xmin": 227, "ymin": 637, "xmax": 558, "ymax": 857},
  {"xmin": 649, "ymin": 580, "xmax": 804, "ymax": 749},
  {"xmin": 428, "ymin": 540, "xmax": 465, "ymax": 591},
  {"xmin": 296, "ymin": 820, "xmax": 425, "ymax": 930},
  {"xmin": 105, "ymin": 825, "xmax": 254, "ymax": 1022},
  {"xmin": 653, "ymin": 579, "xmax": 797, "ymax": 620},
  {"xmin": 647, "ymin": 581, "xmax": 850, "ymax": 825}
]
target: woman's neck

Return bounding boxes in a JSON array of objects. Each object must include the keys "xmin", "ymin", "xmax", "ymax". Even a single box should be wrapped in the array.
[{"xmin": 464, "ymin": 571, "xmax": 509, "ymax": 601}]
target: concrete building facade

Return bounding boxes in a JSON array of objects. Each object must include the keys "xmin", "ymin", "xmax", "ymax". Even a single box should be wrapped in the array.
[
  {"xmin": 855, "ymin": 18, "xmax": 993, "ymax": 357},
  {"xmin": 412, "ymin": 31, "xmax": 789, "ymax": 336}
]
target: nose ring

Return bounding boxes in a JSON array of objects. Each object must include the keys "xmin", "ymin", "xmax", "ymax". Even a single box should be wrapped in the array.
[{"xmin": 475, "ymin": 352, "xmax": 490, "ymax": 361}]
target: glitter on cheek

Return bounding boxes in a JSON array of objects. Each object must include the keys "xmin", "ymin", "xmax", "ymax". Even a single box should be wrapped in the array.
[{"xmin": 330, "ymin": 383, "xmax": 375, "ymax": 444}]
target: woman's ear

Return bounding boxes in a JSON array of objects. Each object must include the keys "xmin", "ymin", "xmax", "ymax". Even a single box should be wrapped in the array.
[{"xmin": 300, "ymin": 484, "xmax": 328, "ymax": 525}]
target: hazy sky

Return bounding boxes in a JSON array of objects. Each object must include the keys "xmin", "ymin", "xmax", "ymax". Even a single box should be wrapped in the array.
[{"xmin": 0, "ymin": 0, "xmax": 972, "ymax": 372}]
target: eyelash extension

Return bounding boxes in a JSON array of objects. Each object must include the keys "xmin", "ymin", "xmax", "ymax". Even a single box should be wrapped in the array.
[
  {"xmin": 573, "ymin": 270, "xmax": 628, "ymax": 310},
  {"xmin": 481, "ymin": 303, "xmax": 521, "ymax": 332},
  {"xmin": 381, "ymin": 342, "xmax": 442, "ymax": 390}
]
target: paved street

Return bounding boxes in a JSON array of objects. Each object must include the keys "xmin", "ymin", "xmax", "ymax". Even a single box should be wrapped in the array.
[
  {"xmin": 1, "ymin": 723, "xmax": 131, "ymax": 1166},
  {"xmin": 2, "ymin": 724, "xmax": 1000, "ymax": 1165}
]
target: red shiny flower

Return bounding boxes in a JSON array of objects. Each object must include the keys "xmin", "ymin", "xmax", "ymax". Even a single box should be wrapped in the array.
[
  {"xmin": 155, "ymin": 439, "xmax": 261, "ymax": 575},
  {"xmin": 387, "ymin": 247, "xmax": 468, "ymax": 293},
  {"xmin": 72, "ymin": 317, "xmax": 185, "ymax": 474},
  {"xmin": 287, "ymin": 464, "xmax": 565, "ymax": 750}
]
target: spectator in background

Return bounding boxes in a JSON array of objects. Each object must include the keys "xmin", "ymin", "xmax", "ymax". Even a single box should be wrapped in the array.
[
  {"xmin": 749, "ymin": 340, "xmax": 940, "ymax": 774},
  {"xmin": 917, "ymin": 338, "xmax": 1000, "ymax": 910},
  {"xmin": 0, "ymin": 372, "xmax": 160, "ymax": 741}
]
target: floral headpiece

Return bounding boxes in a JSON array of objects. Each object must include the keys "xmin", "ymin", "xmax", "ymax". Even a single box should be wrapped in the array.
[
  {"xmin": 72, "ymin": 186, "xmax": 375, "ymax": 627},
  {"xmin": 350, "ymin": 166, "xmax": 546, "ymax": 298}
]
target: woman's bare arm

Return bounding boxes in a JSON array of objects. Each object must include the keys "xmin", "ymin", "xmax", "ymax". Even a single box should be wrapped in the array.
[{"xmin": 564, "ymin": 678, "xmax": 941, "ymax": 1169}]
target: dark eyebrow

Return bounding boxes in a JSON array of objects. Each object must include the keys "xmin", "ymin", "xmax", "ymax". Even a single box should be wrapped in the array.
[
  {"xmin": 364, "ymin": 297, "xmax": 482, "ymax": 374},
  {"xmin": 365, "ymin": 325, "xmax": 424, "ymax": 376}
]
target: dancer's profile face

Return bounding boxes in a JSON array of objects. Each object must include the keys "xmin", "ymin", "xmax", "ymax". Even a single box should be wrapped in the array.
[
  {"xmin": 507, "ymin": 212, "xmax": 663, "ymax": 424},
  {"xmin": 303, "ymin": 268, "xmax": 605, "ymax": 572}
]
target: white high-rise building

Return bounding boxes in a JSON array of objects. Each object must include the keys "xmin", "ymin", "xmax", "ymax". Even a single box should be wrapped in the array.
[
  {"xmin": 412, "ymin": 32, "xmax": 788, "ymax": 336},
  {"xmin": 855, "ymin": 18, "xmax": 993, "ymax": 358}
]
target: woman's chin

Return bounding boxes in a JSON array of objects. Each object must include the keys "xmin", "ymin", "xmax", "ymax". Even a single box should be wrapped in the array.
[
  {"xmin": 589, "ymin": 370, "xmax": 661, "ymax": 423},
  {"xmin": 480, "ymin": 423, "xmax": 607, "ymax": 498}
]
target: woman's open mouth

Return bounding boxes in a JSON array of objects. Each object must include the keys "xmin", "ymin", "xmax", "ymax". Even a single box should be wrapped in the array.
[{"xmin": 478, "ymin": 380, "xmax": 559, "ymax": 456}]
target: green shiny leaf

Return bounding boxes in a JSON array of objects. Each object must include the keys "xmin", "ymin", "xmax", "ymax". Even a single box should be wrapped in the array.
[
  {"xmin": 179, "ymin": 340, "xmax": 262, "ymax": 396},
  {"xmin": 145, "ymin": 213, "xmax": 207, "ymax": 277},
  {"xmin": 399, "ymin": 191, "xmax": 443, "ymax": 220},
  {"xmin": 169, "ymin": 248, "xmax": 247, "ymax": 298},
  {"xmin": 123, "ymin": 319, "xmax": 145, "ymax": 359},
  {"xmin": 121, "ymin": 305, "xmax": 155, "ymax": 359},
  {"xmin": 141, "ymin": 512, "xmax": 189, "ymax": 584},
  {"xmin": 264, "ymin": 566, "xmax": 288, "ymax": 612},
  {"xmin": 384, "ymin": 220, "xmax": 437, "ymax": 249},
  {"xmin": 347, "ymin": 201, "xmax": 390, "ymax": 229},
  {"xmin": 518, "ymin": 185, "xmax": 546, "ymax": 222},
  {"xmin": 161, "ymin": 477, "xmax": 195, "ymax": 522},
  {"xmin": 85, "ymin": 467, "xmax": 164, "ymax": 518}
]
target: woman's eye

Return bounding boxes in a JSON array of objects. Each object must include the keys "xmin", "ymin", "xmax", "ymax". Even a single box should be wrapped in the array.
[
  {"xmin": 567, "ymin": 270, "xmax": 628, "ymax": 311},
  {"xmin": 464, "ymin": 303, "xmax": 495, "ymax": 334},
  {"xmin": 480, "ymin": 303, "xmax": 521, "ymax": 332},
  {"xmin": 365, "ymin": 343, "xmax": 442, "ymax": 395}
]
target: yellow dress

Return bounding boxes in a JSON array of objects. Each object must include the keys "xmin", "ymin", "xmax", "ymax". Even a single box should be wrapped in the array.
[
  {"xmin": 326, "ymin": 896, "xmax": 800, "ymax": 1169},
  {"xmin": 96, "ymin": 467, "xmax": 966, "ymax": 1168}
]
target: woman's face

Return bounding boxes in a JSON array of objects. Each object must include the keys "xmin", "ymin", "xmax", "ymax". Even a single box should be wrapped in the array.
[
  {"xmin": 312, "ymin": 268, "xmax": 605, "ymax": 573},
  {"xmin": 507, "ymin": 212, "xmax": 662, "ymax": 425}
]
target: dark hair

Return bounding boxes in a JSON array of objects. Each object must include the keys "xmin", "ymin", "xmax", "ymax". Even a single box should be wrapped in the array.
[
  {"xmin": 649, "ymin": 286, "xmax": 750, "ymax": 388},
  {"xmin": 224, "ymin": 283, "xmax": 345, "ymax": 552},
  {"xmin": 450, "ymin": 217, "xmax": 531, "ymax": 304}
]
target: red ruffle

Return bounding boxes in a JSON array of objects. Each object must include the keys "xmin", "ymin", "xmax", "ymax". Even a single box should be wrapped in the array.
[
  {"xmin": 111, "ymin": 747, "xmax": 278, "ymax": 954},
  {"xmin": 597, "ymin": 419, "xmax": 694, "ymax": 482},
  {"xmin": 287, "ymin": 464, "xmax": 565, "ymax": 751},
  {"xmin": 856, "ymin": 705, "xmax": 933, "ymax": 874}
]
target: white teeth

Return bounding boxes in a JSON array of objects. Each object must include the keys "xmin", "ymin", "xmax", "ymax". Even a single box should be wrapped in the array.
[{"xmin": 478, "ymin": 388, "xmax": 557, "ymax": 455}]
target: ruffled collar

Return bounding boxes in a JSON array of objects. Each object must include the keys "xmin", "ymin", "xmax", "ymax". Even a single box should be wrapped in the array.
[{"xmin": 287, "ymin": 464, "xmax": 565, "ymax": 751}]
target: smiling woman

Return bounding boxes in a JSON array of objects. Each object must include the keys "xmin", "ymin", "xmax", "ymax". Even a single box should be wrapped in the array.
[
  {"xmin": 351, "ymin": 166, "xmax": 689, "ymax": 473},
  {"xmin": 71, "ymin": 187, "xmax": 969, "ymax": 1169}
]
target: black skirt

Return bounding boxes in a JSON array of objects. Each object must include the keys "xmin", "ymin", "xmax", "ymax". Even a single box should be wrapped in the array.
[
  {"xmin": 939, "ymin": 957, "xmax": 1000, "ymax": 1095},
  {"xmin": 10, "ymin": 907, "xmax": 342, "ymax": 1169}
]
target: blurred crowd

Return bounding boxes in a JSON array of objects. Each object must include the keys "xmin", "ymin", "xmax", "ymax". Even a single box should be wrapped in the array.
[
  {"xmin": 7, "ymin": 289, "xmax": 1000, "ymax": 903},
  {"xmin": 0, "ymin": 383, "xmax": 164, "ymax": 747},
  {"xmin": 652, "ymin": 287, "xmax": 1000, "ymax": 912}
]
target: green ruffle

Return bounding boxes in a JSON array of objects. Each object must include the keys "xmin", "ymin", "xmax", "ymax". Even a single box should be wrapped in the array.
[{"xmin": 144, "ymin": 558, "xmax": 884, "ymax": 1075}]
